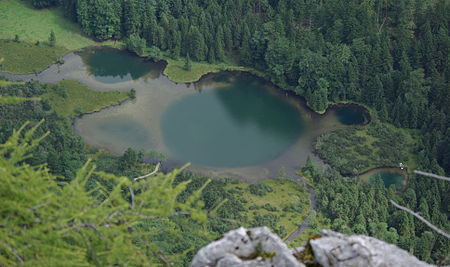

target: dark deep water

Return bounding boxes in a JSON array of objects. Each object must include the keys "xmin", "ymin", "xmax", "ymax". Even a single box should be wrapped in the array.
[{"xmin": 334, "ymin": 105, "xmax": 368, "ymax": 125}]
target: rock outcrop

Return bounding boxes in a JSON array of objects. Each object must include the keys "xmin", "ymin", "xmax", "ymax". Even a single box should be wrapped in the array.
[{"xmin": 190, "ymin": 227, "xmax": 433, "ymax": 267}]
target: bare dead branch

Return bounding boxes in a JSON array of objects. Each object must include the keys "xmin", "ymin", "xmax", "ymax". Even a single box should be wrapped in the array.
[
  {"xmin": 414, "ymin": 170, "xmax": 450, "ymax": 182},
  {"xmin": 133, "ymin": 162, "xmax": 161, "ymax": 181},
  {"xmin": 128, "ymin": 187, "xmax": 135, "ymax": 209},
  {"xmin": 390, "ymin": 200, "xmax": 450, "ymax": 239}
]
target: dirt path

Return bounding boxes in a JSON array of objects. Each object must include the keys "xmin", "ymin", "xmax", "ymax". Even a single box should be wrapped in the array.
[{"xmin": 286, "ymin": 174, "xmax": 318, "ymax": 242}]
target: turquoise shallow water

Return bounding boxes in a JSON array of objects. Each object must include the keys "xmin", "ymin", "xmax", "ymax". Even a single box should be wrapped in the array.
[{"xmin": 370, "ymin": 171, "xmax": 405, "ymax": 190}]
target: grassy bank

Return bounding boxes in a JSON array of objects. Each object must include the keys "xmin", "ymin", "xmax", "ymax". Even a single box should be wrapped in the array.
[
  {"xmin": 44, "ymin": 80, "xmax": 130, "ymax": 118},
  {"xmin": 0, "ymin": 40, "xmax": 68, "ymax": 73},
  {"xmin": 0, "ymin": 0, "xmax": 96, "ymax": 73},
  {"xmin": 0, "ymin": 0, "xmax": 94, "ymax": 50},
  {"xmin": 162, "ymin": 58, "xmax": 251, "ymax": 83}
]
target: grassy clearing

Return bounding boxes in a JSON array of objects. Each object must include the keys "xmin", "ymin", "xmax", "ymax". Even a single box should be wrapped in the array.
[
  {"xmin": 0, "ymin": 40, "xmax": 68, "ymax": 73},
  {"xmin": 0, "ymin": 0, "xmax": 94, "ymax": 50},
  {"xmin": 44, "ymin": 80, "xmax": 130, "ymax": 118},
  {"xmin": 226, "ymin": 179, "xmax": 311, "ymax": 240},
  {"xmin": 163, "ymin": 58, "xmax": 251, "ymax": 83}
]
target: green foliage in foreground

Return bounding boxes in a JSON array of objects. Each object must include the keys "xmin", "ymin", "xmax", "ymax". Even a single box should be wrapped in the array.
[
  {"xmin": 315, "ymin": 122, "xmax": 416, "ymax": 175},
  {"xmin": 44, "ymin": 80, "xmax": 130, "ymax": 118},
  {"xmin": 0, "ymin": 39, "xmax": 67, "ymax": 73},
  {"xmin": 0, "ymin": 121, "xmax": 207, "ymax": 266}
]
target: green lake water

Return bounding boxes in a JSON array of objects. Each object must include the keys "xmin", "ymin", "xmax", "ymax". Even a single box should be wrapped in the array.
[
  {"xmin": 2, "ymin": 47, "xmax": 369, "ymax": 181},
  {"xmin": 360, "ymin": 167, "xmax": 407, "ymax": 191},
  {"xmin": 161, "ymin": 76, "xmax": 304, "ymax": 167},
  {"xmin": 370, "ymin": 171, "xmax": 405, "ymax": 190}
]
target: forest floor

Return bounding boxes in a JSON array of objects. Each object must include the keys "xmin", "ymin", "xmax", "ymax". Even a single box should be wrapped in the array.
[{"xmin": 44, "ymin": 80, "xmax": 130, "ymax": 118}]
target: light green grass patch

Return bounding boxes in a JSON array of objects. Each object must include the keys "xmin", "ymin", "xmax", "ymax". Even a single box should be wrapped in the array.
[
  {"xmin": 163, "ymin": 58, "xmax": 251, "ymax": 83},
  {"xmin": 0, "ymin": 80, "xmax": 25, "ymax": 87},
  {"xmin": 226, "ymin": 179, "xmax": 310, "ymax": 240},
  {"xmin": 0, "ymin": 40, "xmax": 68, "ymax": 73},
  {"xmin": 0, "ymin": 0, "xmax": 94, "ymax": 50},
  {"xmin": 44, "ymin": 80, "xmax": 129, "ymax": 118}
]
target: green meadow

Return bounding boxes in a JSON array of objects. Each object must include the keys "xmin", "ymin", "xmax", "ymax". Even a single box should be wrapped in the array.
[{"xmin": 44, "ymin": 80, "xmax": 130, "ymax": 118}]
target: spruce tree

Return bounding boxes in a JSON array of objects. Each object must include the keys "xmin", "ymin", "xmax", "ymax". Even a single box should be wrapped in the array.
[
  {"xmin": 184, "ymin": 53, "xmax": 192, "ymax": 71},
  {"xmin": 48, "ymin": 30, "xmax": 56, "ymax": 47}
]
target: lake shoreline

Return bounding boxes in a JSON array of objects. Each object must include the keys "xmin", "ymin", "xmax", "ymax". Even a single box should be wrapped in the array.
[
  {"xmin": 1, "ymin": 45, "xmax": 373, "ymax": 121},
  {"xmin": 358, "ymin": 166, "xmax": 409, "ymax": 192}
]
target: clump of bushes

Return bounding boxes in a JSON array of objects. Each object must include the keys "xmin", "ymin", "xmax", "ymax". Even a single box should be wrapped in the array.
[{"xmin": 249, "ymin": 182, "xmax": 273, "ymax": 196}]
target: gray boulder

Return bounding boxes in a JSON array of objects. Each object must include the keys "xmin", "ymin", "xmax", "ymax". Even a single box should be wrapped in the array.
[
  {"xmin": 191, "ymin": 227, "xmax": 434, "ymax": 267},
  {"xmin": 190, "ymin": 227, "xmax": 305, "ymax": 267},
  {"xmin": 306, "ymin": 229, "xmax": 433, "ymax": 267}
]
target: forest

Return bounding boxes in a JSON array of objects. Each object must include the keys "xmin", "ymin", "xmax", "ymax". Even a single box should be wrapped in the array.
[{"xmin": 1, "ymin": 0, "xmax": 449, "ymax": 265}]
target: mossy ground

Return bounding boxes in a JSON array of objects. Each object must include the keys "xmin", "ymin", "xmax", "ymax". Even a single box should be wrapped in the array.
[
  {"xmin": 44, "ymin": 80, "xmax": 130, "ymax": 118},
  {"xmin": 225, "ymin": 179, "xmax": 311, "ymax": 240}
]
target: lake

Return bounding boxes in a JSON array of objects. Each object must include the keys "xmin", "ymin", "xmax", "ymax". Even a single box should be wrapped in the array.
[
  {"xmin": 360, "ymin": 167, "xmax": 407, "ymax": 191},
  {"xmin": 2, "ymin": 47, "xmax": 369, "ymax": 182}
]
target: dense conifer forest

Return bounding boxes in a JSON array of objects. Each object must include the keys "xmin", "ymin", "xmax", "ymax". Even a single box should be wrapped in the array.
[{"xmin": 1, "ymin": 0, "xmax": 449, "ymax": 265}]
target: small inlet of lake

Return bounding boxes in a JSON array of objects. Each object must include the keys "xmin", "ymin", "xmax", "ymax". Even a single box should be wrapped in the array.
[
  {"xmin": 359, "ymin": 167, "xmax": 407, "ymax": 191},
  {"xmin": 2, "ymin": 47, "xmax": 370, "ymax": 182}
]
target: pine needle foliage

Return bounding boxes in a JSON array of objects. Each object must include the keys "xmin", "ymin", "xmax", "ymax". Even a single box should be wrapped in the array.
[{"xmin": 0, "ymin": 121, "xmax": 207, "ymax": 266}]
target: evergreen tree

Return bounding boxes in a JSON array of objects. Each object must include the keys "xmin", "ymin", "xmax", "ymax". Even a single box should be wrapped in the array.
[
  {"xmin": 184, "ymin": 53, "xmax": 192, "ymax": 71},
  {"xmin": 48, "ymin": 30, "xmax": 56, "ymax": 47}
]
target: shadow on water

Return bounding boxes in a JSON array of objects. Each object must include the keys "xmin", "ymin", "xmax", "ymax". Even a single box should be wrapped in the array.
[{"xmin": 79, "ymin": 47, "xmax": 162, "ymax": 83}]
